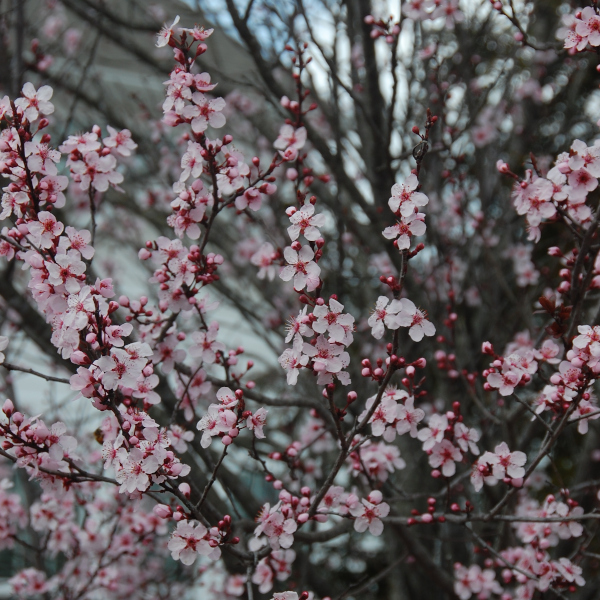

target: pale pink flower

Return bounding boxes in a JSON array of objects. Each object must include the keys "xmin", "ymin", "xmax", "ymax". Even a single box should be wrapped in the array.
[
  {"xmin": 350, "ymin": 494, "xmax": 390, "ymax": 536},
  {"xmin": 287, "ymin": 202, "xmax": 326, "ymax": 241},
  {"xmin": 189, "ymin": 322, "xmax": 225, "ymax": 364},
  {"xmin": 312, "ymin": 298, "xmax": 355, "ymax": 344},
  {"xmin": 280, "ymin": 245, "xmax": 321, "ymax": 292},
  {"xmin": 15, "ymin": 83, "xmax": 54, "ymax": 121},
  {"xmin": 388, "ymin": 174, "xmax": 429, "ymax": 217},
  {"xmin": 168, "ymin": 519, "xmax": 214, "ymax": 565},
  {"xmin": 486, "ymin": 367, "xmax": 521, "ymax": 396},
  {"xmin": 183, "ymin": 93, "xmax": 226, "ymax": 133},
  {"xmin": 368, "ymin": 296, "xmax": 403, "ymax": 339},
  {"xmin": 156, "ymin": 15, "xmax": 181, "ymax": 48},
  {"xmin": 490, "ymin": 441, "xmax": 526, "ymax": 479},
  {"xmin": 454, "ymin": 422, "xmax": 480, "ymax": 455},
  {"xmin": 278, "ymin": 335, "xmax": 309, "ymax": 385},
  {"xmin": 576, "ymin": 7, "xmax": 600, "ymax": 46},
  {"xmin": 382, "ymin": 212, "xmax": 426, "ymax": 249},
  {"xmin": 274, "ymin": 124, "xmax": 307, "ymax": 152},
  {"xmin": 247, "ymin": 408, "xmax": 268, "ymax": 438},
  {"xmin": 103, "ymin": 126, "xmax": 137, "ymax": 156},
  {"xmin": 285, "ymin": 307, "xmax": 313, "ymax": 342},
  {"xmin": 27, "ymin": 211, "xmax": 64, "ymax": 249},
  {"xmin": 197, "ymin": 404, "xmax": 237, "ymax": 448},
  {"xmin": 429, "ymin": 440, "xmax": 462, "ymax": 477},
  {"xmin": 417, "ymin": 413, "xmax": 448, "ymax": 451},
  {"xmin": 394, "ymin": 298, "xmax": 436, "ymax": 342},
  {"xmin": 251, "ymin": 242, "xmax": 278, "ymax": 281},
  {"xmin": 395, "ymin": 396, "xmax": 425, "ymax": 438}
]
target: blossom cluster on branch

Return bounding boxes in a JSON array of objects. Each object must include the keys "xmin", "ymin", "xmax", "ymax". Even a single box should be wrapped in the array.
[{"xmin": 2, "ymin": 1, "xmax": 600, "ymax": 599}]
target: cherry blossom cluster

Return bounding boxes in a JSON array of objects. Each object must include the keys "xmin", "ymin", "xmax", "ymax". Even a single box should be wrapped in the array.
[
  {"xmin": 349, "ymin": 439, "xmax": 406, "ymax": 482},
  {"xmin": 278, "ymin": 296, "xmax": 354, "ymax": 386},
  {"xmin": 503, "ymin": 244, "xmax": 539, "ymax": 287},
  {"xmin": 558, "ymin": 6, "xmax": 600, "ymax": 52},
  {"xmin": 0, "ymin": 478, "xmax": 27, "ymax": 548},
  {"xmin": 0, "ymin": 85, "xmax": 66, "ymax": 224},
  {"xmin": 502, "ymin": 138, "xmax": 598, "ymax": 242},
  {"xmin": 101, "ymin": 407, "xmax": 191, "ymax": 496},
  {"xmin": 196, "ymin": 386, "xmax": 267, "ymax": 448},
  {"xmin": 5, "ymin": 481, "xmax": 174, "ymax": 599},
  {"xmin": 483, "ymin": 340, "xmax": 539, "ymax": 397},
  {"xmin": 167, "ymin": 518, "xmax": 226, "ymax": 565},
  {"xmin": 0, "ymin": 399, "xmax": 78, "ymax": 488},
  {"xmin": 368, "ymin": 296, "xmax": 435, "ymax": 342},
  {"xmin": 455, "ymin": 492, "xmax": 586, "ymax": 598},
  {"xmin": 470, "ymin": 442, "xmax": 526, "ymax": 491},
  {"xmin": 382, "ymin": 174, "xmax": 428, "ymax": 251},
  {"xmin": 417, "ymin": 406, "xmax": 479, "ymax": 478},
  {"xmin": 253, "ymin": 549, "xmax": 296, "ymax": 594},
  {"xmin": 59, "ymin": 125, "xmax": 134, "ymax": 193},
  {"xmin": 358, "ymin": 385, "xmax": 424, "ymax": 441}
]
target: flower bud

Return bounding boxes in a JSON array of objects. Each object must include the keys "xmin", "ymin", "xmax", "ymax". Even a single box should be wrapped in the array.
[{"xmin": 153, "ymin": 504, "xmax": 173, "ymax": 519}]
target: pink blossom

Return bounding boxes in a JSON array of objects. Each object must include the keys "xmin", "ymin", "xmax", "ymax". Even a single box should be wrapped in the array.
[
  {"xmin": 103, "ymin": 126, "xmax": 137, "ymax": 157},
  {"xmin": 394, "ymin": 298, "xmax": 436, "ymax": 341},
  {"xmin": 395, "ymin": 396, "xmax": 425, "ymax": 438},
  {"xmin": 274, "ymin": 124, "xmax": 307, "ymax": 152},
  {"xmin": 576, "ymin": 7, "xmax": 600, "ymax": 47},
  {"xmin": 368, "ymin": 296, "xmax": 403, "ymax": 339},
  {"xmin": 429, "ymin": 439, "xmax": 462, "ymax": 477},
  {"xmin": 27, "ymin": 211, "xmax": 64, "ymax": 249},
  {"xmin": 454, "ymin": 422, "xmax": 480, "ymax": 455},
  {"xmin": 350, "ymin": 494, "xmax": 390, "ymax": 536},
  {"xmin": 251, "ymin": 242, "xmax": 278, "ymax": 281},
  {"xmin": 389, "ymin": 174, "xmax": 429, "ymax": 217},
  {"xmin": 382, "ymin": 212, "xmax": 426, "ymax": 249},
  {"xmin": 247, "ymin": 408, "xmax": 268, "ymax": 438},
  {"xmin": 312, "ymin": 298, "xmax": 355, "ymax": 344},
  {"xmin": 287, "ymin": 202, "xmax": 326, "ymax": 241},
  {"xmin": 417, "ymin": 413, "xmax": 448, "ymax": 451},
  {"xmin": 156, "ymin": 15, "xmax": 181, "ymax": 48},
  {"xmin": 15, "ymin": 83, "xmax": 54, "ymax": 121},
  {"xmin": 280, "ymin": 245, "xmax": 321, "ymax": 292},
  {"xmin": 189, "ymin": 322, "xmax": 225, "ymax": 364},
  {"xmin": 183, "ymin": 93, "xmax": 226, "ymax": 133},
  {"xmin": 168, "ymin": 519, "xmax": 215, "ymax": 564},
  {"xmin": 278, "ymin": 335, "xmax": 309, "ymax": 385}
]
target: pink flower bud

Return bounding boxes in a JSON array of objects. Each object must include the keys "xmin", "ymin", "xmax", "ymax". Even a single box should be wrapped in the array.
[
  {"xmin": 2, "ymin": 399, "xmax": 13, "ymax": 416},
  {"xmin": 72, "ymin": 351, "xmax": 92, "ymax": 366},
  {"xmin": 368, "ymin": 490, "xmax": 383, "ymax": 504},
  {"xmin": 153, "ymin": 504, "xmax": 173, "ymax": 519},
  {"xmin": 178, "ymin": 483, "xmax": 191, "ymax": 498}
]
